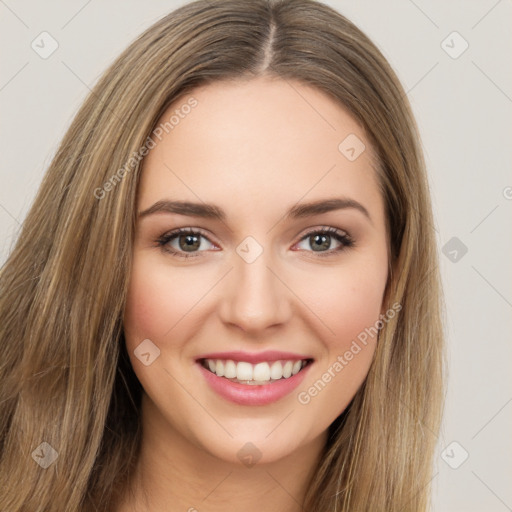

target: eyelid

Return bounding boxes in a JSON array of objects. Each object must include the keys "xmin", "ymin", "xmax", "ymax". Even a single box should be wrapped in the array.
[
  {"xmin": 292, "ymin": 226, "xmax": 354, "ymax": 257},
  {"xmin": 156, "ymin": 227, "xmax": 218, "ymax": 255},
  {"xmin": 298, "ymin": 225, "xmax": 350, "ymax": 238}
]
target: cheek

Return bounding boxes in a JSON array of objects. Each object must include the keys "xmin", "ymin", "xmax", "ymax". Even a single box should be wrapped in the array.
[
  {"xmin": 123, "ymin": 254, "xmax": 224, "ymax": 356},
  {"xmin": 294, "ymin": 265, "xmax": 386, "ymax": 419},
  {"xmin": 292, "ymin": 254, "xmax": 387, "ymax": 413},
  {"xmin": 297, "ymin": 259, "xmax": 387, "ymax": 352},
  {"xmin": 123, "ymin": 256, "xmax": 185, "ymax": 346},
  {"xmin": 336, "ymin": 274, "xmax": 384, "ymax": 344}
]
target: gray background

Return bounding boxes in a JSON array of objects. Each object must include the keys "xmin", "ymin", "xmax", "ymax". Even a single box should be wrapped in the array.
[{"xmin": 1, "ymin": 1, "xmax": 511, "ymax": 510}]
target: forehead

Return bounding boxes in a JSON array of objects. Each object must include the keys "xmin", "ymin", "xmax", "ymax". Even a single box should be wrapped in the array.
[{"xmin": 138, "ymin": 77, "xmax": 384, "ymax": 226}]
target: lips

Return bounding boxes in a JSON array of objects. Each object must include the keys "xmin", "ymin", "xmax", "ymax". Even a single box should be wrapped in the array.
[{"xmin": 194, "ymin": 350, "xmax": 314, "ymax": 405}]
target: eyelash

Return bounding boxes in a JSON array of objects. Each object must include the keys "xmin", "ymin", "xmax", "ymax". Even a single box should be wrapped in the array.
[{"xmin": 155, "ymin": 226, "xmax": 355, "ymax": 259}]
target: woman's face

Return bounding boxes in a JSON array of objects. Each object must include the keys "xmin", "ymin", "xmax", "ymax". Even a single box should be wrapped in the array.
[{"xmin": 123, "ymin": 76, "xmax": 389, "ymax": 465}]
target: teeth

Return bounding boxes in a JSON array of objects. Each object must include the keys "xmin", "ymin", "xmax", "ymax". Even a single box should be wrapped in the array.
[
  {"xmin": 224, "ymin": 360, "xmax": 237, "ymax": 378},
  {"xmin": 216, "ymin": 360, "xmax": 225, "ymax": 377},
  {"xmin": 282, "ymin": 361, "xmax": 293, "ymax": 378},
  {"xmin": 270, "ymin": 361, "xmax": 283, "ymax": 380},
  {"xmin": 253, "ymin": 362, "xmax": 270, "ymax": 381},
  {"xmin": 202, "ymin": 358, "xmax": 309, "ymax": 383},
  {"xmin": 236, "ymin": 361, "xmax": 253, "ymax": 381}
]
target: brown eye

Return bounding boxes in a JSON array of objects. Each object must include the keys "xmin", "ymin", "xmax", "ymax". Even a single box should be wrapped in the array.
[
  {"xmin": 178, "ymin": 233, "xmax": 201, "ymax": 252},
  {"xmin": 294, "ymin": 227, "xmax": 354, "ymax": 256},
  {"xmin": 156, "ymin": 228, "xmax": 216, "ymax": 258}
]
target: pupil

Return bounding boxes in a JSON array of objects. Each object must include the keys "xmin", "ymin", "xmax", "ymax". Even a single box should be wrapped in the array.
[
  {"xmin": 312, "ymin": 234, "xmax": 329, "ymax": 251},
  {"xmin": 180, "ymin": 234, "xmax": 200, "ymax": 251}
]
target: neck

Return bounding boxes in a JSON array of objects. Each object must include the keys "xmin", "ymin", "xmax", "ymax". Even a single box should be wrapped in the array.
[{"xmin": 115, "ymin": 392, "xmax": 327, "ymax": 512}]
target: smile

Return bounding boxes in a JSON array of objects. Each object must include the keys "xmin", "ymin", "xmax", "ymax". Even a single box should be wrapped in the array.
[
  {"xmin": 200, "ymin": 358, "xmax": 311, "ymax": 385},
  {"xmin": 195, "ymin": 351, "xmax": 314, "ymax": 406}
]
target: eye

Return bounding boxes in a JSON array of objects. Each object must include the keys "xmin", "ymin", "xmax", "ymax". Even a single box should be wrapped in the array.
[
  {"xmin": 293, "ymin": 226, "xmax": 354, "ymax": 257},
  {"xmin": 156, "ymin": 226, "xmax": 355, "ymax": 259},
  {"xmin": 156, "ymin": 228, "xmax": 217, "ymax": 259}
]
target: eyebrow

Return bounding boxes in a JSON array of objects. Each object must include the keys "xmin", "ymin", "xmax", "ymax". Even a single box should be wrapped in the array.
[{"xmin": 138, "ymin": 197, "xmax": 372, "ymax": 224}]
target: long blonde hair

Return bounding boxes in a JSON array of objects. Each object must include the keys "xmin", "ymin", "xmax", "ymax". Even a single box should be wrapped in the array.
[{"xmin": 0, "ymin": 0, "xmax": 445, "ymax": 510}]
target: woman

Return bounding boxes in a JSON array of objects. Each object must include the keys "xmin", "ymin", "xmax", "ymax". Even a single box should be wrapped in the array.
[{"xmin": 0, "ymin": 0, "xmax": 445, "ymax": 510}]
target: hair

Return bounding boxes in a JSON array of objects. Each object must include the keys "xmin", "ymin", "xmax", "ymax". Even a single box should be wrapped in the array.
[{"xmin": 0, "ymin": 0, "xmax": 445, "ymax": 510}]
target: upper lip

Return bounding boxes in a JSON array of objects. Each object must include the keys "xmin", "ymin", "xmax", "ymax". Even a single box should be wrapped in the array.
[{"xmin": 196, "ymin": 350, "xmax": 313, "ymax": 364}]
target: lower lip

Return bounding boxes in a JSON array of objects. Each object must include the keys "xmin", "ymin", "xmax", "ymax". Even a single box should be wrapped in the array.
[{"xmin": 196, "ymin": 361, "xmax": 312, "ymax": 406}]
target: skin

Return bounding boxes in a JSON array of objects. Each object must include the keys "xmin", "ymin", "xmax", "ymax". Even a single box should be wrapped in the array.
[{"xmin": 119, "ymin": 76, "xmax": 390, "ymax": 512}]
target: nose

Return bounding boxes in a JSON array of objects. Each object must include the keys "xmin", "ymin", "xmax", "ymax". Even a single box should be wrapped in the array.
[{"xmin": 218, "ymin": 246, "xmax": 292, "ymax": 335}]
